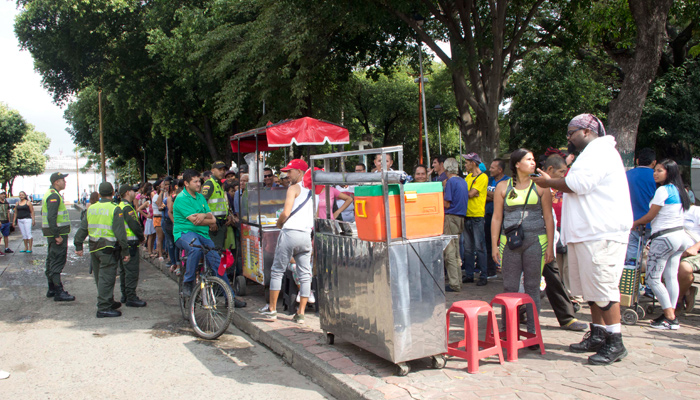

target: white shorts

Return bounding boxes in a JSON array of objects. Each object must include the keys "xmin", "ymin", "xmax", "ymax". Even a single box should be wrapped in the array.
[{"xmin": 567, "ymin": 240, "xmax": 626, "ymax": 302}]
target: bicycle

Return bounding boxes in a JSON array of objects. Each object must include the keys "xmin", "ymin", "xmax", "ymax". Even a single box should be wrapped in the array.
[{"xmin": 177, "ymin": 240, "xmax": 234, "ymax": 340}]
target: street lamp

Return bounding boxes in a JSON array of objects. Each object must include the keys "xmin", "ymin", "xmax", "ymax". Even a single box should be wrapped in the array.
[
  {"xmin": 434, "ymin": 104, "xmax": 443, "ymax": 154},
  {"xmin": 414, "ymin": 14, "xmax": 430, "ymax": 165}
]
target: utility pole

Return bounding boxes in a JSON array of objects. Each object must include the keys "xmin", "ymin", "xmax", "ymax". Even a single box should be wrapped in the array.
[{"xmin": 98, "ymin": 89, "xmax": 106, "ymax": 182}]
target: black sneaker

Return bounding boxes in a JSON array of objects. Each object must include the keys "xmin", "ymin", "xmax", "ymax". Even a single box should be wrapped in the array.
[
  {"xmin": 650, "ymin": 314, "xmax": 680, "ymax": 330},
  {"xmin": 4, "ymin": 248, "xmax": 13, "ymax": 254}
]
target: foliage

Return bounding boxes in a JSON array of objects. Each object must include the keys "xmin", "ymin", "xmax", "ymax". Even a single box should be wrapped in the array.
[
  {"xmin": 0, "ymin": 104, "xmax": 50, "ymax": 193},
  {"xmin": 638, "ymin": 56, "xmax": 700, "ymax": 163},
  {"xmin": 506, "ymin": 48, "xmax": 612, "ymax": 157}
]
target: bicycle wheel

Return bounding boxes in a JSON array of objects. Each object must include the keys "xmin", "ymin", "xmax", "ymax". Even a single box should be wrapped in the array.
[
  {"xmin": 189, "ymin": 276, "xmax": 234, "ymax": 340},
  {"xmin": 178, "ymin": 267, "xmax": 188, "ymax": 321}
]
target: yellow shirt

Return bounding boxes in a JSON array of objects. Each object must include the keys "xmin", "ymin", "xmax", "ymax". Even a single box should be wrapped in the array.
[{"xmin": 465, "ymin": 173, "xmax": 488, "ymax": 217}]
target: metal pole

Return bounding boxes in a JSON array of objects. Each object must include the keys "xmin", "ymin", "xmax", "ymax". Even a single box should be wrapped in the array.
[
  {"xmin": 98, "ymin": 90, "xmax": 106, "ymax": 182},
  {"xmin": 437, "ymin": 117, "xmax": 442, "ymax": 154},
  {"xmin": 418, "ymin": 46, "xmax": 430, "ymax": 165},
  {"xmin": 75, "ymin": 150, "xmax": 80, "ymax": 201},
  {"xmin": 166, "ymin": 137, "xmax": 170, "ymax": 177}
]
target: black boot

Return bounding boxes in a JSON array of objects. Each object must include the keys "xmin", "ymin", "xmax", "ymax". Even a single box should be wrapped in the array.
[
  {"xmin": 54, "ymin": 285, "xmax": 76, "ymax": 302},
  {"xmin": 46, "ymin": 282, "xmax": 56, "ymax": 298},
  {"xmin": 588, "ymin": 332, "xmax": 627, "ymax": 365},
  {"xmin": 569, "ymin": 324, "xmax": 607, "ymax": 353}
]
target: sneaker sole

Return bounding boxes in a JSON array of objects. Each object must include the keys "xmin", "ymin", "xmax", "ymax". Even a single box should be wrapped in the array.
[{"xmin": 588, "ymin": 349, "xmax": 628, "ymax": 366}]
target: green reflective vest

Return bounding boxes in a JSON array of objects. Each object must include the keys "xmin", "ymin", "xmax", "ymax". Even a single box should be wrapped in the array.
[
  {"xmin": 87, "ymin": 201, "xmax": 118, "ymax": 253},
  {"xmin": 119, "ymin": 201, "xmax": 138, "ymax": 241},
  {"xmin": 205, "ymin": 177, "xmax": 228, "ymax": 218},
  {"xmin": 42, "ymin": 188, "xmax": 71, "ymax": 237}
]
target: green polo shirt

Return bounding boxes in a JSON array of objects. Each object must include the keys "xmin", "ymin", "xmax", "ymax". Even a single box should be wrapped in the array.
[{"xmin": 173, "ymin": 189, "xmax": 212, "ymax": 242}]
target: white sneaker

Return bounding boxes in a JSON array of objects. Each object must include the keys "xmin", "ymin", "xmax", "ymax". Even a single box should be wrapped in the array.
[
  {"xmin": 309, "ymin": 291, "xmax": 316, "ymax": 304},
  {"xmin": 259, "ymin": 304, "xmax": 270, "ymax": 312}
]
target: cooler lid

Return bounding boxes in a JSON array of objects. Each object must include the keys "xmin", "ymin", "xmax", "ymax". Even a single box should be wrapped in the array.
[{"xmin": 354, "ymin": 182, "xmax": 443, "ymax": 197}]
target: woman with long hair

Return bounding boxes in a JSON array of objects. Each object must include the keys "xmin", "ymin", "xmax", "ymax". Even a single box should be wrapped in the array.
[
  {"xmin": 633, "ymin": 159, "xmax": 695, "ymax": 330},
  {"xmin": 12, "ymin": 191, "xmax": 35, "ymax": 253},
  {"xmin": 491, "ymin": 148, "xmax": 555, "ymax": 336}
]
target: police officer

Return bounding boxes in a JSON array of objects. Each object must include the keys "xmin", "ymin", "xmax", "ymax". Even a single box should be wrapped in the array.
[
  {"xmin": 202, "ymin": 161, "xmax": 230, "ymax": 249},
  {"xmin": 42, "ymin": 172, "xmax": 75, "ymax": 302},
  {"xmin": 74, "ymin": 182, "xmax": 130, "ymax": 318},
  {"xmin": 118, "ymin": 184, "xmax": 147, "ymax": 307}
]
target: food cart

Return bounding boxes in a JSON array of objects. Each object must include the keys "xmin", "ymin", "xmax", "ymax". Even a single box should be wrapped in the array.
[
  {"xmin": 230, "ymin": 117, "xmax": 350, "ymax": 295},
  {"xmin": 310, "ymin": 146, "xmax": 454, "ymax": 376}
]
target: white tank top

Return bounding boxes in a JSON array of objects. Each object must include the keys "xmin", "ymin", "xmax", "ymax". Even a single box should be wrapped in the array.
[{"xmin": 283, "ymin": 182, "xmax": 314, "ymax": 232}]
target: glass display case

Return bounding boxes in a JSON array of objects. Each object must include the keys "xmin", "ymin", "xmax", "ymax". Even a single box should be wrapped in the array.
[{"xmin": 240, "ymin": 184, "xmax": 288, "ymax": 226}]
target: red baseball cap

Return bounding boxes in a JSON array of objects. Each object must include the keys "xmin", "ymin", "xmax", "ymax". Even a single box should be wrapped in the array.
[{"xmin": 280, "ymin": 159, "xmax": 308, "ymax": 172}]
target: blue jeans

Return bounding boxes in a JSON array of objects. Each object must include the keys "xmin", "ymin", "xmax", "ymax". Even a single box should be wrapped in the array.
[
  {"xmin": 176, "ymin": 232, "xmax": 232, "ymax": 291},
  {"xmin": 463, "ymin": 217, "xmax": 487, "ymax": 280},
  {"xmin": 626, "ymin": 228, "xmax": 650, "ymax": 263}
]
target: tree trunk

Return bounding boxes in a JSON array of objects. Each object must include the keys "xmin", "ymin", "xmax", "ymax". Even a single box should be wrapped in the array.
[{"xmin": 606, "ymin": 0, "xmax": 673, "ymax": 167}]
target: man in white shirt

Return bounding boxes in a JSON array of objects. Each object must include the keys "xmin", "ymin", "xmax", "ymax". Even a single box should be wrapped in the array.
[{"xmin": 533, "ymin": 113, "xmax": 632, "ymax": 366}]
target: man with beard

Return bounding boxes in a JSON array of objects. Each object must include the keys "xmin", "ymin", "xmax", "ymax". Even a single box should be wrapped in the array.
[{"xmin": 533, "ymin": 114, "xmax": 632, "ymax": 365}]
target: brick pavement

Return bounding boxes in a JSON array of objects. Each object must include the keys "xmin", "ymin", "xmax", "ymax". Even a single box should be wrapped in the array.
[{"xmin": 145, "ymin": 253, "xmax": 700, "ymax": 399}]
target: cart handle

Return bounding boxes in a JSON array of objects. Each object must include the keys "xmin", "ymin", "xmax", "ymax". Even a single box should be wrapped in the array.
[{"xmin": 355, "ymin": 200, "xmax": 367, "ymax": 218}]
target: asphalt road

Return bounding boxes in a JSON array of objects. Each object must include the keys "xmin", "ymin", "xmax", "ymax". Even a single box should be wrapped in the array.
[{"xmin": 0, "ymin": 206, "xmax": 332, "ymax": 399}]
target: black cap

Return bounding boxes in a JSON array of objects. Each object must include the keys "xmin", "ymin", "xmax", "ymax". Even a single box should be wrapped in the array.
[
  {"xmin": 50, "ymin": 172, "xmax": 69, "ymax": 184},
  {"xmin": 118, "ymin": 184, "xmax": 139, "ymax": 196},
  {"xmin": 212, "ymin": 161, "xmax": 226, "ymax": 169},
  {"xmin": 98, "ymin": 182, "xmax": 114, "ymax": 196}
]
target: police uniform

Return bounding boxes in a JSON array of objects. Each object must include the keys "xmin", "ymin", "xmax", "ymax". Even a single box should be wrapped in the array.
[
  {"xmin": 118, "ymin": 184, "xmax": 146, "ymax": 306},
  {"xmin": 74, "ymin": 182, "xmax": 129, "ymax": 317},
  {"xmin": 42, "ymin": 172, "xmax": 75, "ymax": 301},
  {"xmin": 202, "ymin": 161, "xmax": 229, "ymax": 249}
]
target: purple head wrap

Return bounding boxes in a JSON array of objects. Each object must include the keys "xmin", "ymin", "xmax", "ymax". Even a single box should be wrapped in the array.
[{"xmin": 568, "ymin": 114, "xmax": 607, "ymax": 137}]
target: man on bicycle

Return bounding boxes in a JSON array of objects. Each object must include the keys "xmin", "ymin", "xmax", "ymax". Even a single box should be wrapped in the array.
[{"xmin": 173, "ymin": 169, "xmax": 246, "ymax": 308}]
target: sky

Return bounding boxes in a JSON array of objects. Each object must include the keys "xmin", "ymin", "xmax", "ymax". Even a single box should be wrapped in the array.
[{"xmin": 0, "ymin": 1, "xmax": 73, "ymax": 156}]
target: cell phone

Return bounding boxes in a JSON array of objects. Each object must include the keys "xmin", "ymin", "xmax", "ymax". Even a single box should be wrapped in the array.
[{"xmin": 529, "ymin": 173, "xmax": 541, "ymax": 178}]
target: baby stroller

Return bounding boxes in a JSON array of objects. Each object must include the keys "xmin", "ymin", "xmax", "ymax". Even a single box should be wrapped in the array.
[{"xmin": 621, "ymin": 227, "xmax": 646, "ymax": 325}]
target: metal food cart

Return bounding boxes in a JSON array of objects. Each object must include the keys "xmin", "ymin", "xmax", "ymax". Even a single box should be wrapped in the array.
[
  {"xmin": 230, "ymin": 117, "xmax": 350, "ymax": 295},
  {"xmin": 311, "ymin": 146, "xmax": 453, "ymax": 376}
]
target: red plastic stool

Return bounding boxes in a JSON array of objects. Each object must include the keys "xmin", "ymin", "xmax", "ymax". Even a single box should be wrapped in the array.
[
  {"xmin": 446, "ymin": 300, "xmax": 504, "ymax": 374},
  {"xmin": 487, "ymin": 293, "xmax": 546, "ymax": 362}
]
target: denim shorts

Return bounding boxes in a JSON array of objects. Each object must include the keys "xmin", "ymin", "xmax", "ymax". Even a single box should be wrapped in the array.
[{"xmin": 0, "ymin": 222, "xmax": 10, "ymax": 237}]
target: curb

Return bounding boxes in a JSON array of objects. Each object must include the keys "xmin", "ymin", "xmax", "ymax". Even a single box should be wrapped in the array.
[{"xmin": 141, "ymin": 251, "xmax": 383, "ymax": 400}]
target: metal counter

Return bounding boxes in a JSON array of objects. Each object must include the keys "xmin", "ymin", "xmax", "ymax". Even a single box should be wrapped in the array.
[{"xmin": 315, "ymin": 219, "xmax": 451, "ymax": 364}]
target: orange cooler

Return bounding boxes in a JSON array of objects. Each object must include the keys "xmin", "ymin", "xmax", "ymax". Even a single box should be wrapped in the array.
[{"xmin": 354, "ymin": 182, "xmax": 444, "ymax": 242}]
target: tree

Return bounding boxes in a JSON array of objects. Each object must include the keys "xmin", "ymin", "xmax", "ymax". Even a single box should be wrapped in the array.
[
  {"xmin": 0, "ymin": 103, "xmax": 29, "ymax": 167},
  {"xmin": 638, "ymin": 57, "xmax": 700, "ymax": 165},
  {"xmin": 506, "ymin": 48, "xmax": 611, "ymax": 157},
  {"xmin": 0, "ymin": 111, "xmax": 50, "ymax": 194}
]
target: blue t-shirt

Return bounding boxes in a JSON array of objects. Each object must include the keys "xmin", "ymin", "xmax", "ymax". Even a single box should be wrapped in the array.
[
  {"xmin": 627, "ymin": 167, "xmax": 655, "ymax": 228},
  {"xmin": 485, "ymin": 175, "xmax": 510, "ymax": 214},
  {"xmin": 444, "ymin": 176, "xmax": 469, "ymax": 216}
]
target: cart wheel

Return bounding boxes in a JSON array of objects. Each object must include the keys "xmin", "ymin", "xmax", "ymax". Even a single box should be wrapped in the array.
[
  {"xmin": 325, "ymin": 333, "xmax": 335, "ymax": 345},
  {"xmin": 636, "ymin": 304, "xmax": 646, "ymax": 320},
  {"xmin": 646, "ymin": 304, "xmax": 655, "ymax": 315},
  {"xmin": 396, "ymin": 362, "xmax": 411, "ymax": 376},
  {"xmin": 430, "ymin": 355, "xmax": 446, "ymax": 369},
  {"xmin": 622, "ymin": 309, "xmax": 638, "ymax": 325},
  {"xmin": 234, "ymin": 275, "xmax": 247, "ymax": 297}
]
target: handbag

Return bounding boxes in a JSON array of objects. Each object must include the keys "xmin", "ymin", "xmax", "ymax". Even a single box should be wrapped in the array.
[{"xmin": 503, "ymin": 181, "xmax": 534, "ymax": 250}]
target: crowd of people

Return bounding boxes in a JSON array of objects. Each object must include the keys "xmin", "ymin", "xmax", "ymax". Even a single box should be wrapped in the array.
[{"xmin": 34, "ymin": 112, "xmax": 700, "ymax": 368}]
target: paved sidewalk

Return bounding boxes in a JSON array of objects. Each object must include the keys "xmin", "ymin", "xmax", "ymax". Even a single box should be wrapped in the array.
[{"xmin": 145, "ymin": 253, "xmax": 700, "ymax": 400}]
